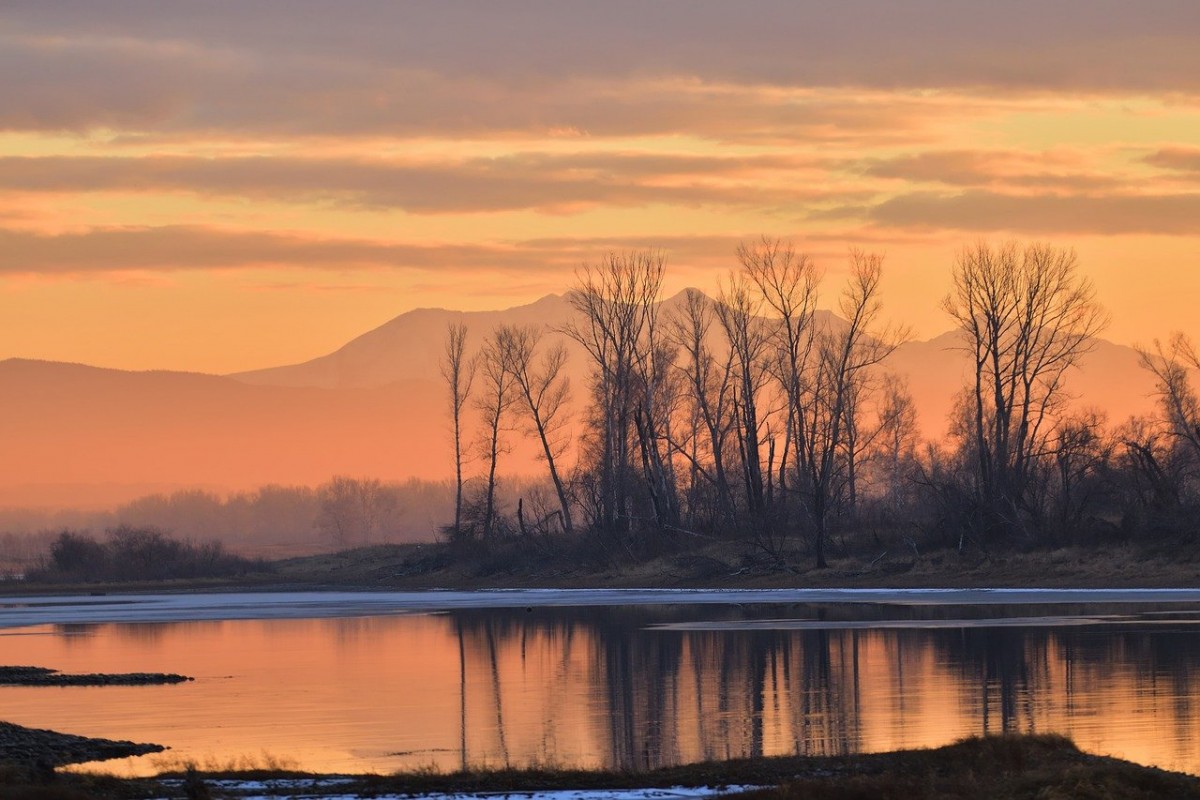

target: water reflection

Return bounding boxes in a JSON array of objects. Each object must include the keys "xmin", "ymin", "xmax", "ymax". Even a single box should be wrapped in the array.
[
  {"xmin": 445, "ymin": 606, "xmax": 1200, "ymax": 774},
  {"xmin": 3, "ymin": 603, "xmax": 1200, "ymax": 775}
]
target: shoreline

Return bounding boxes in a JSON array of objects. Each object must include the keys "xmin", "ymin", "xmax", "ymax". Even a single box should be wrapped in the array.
[
  {"xmin": 5, "ymin": 732, "xmax": 1200, "ymax": 799},
  {"xmin": 8, "ymin": 587, "xmax": 1200, "ymax": 629},
  {"xmin": 5, "ymin": 539, "xmax": 1200, "ymax": 598}
]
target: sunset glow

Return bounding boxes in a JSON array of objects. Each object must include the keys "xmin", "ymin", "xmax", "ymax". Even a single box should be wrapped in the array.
[
  {"xmin": 12, "ymin": 8, "xmax": 1200, "ymax": 794},
  {"xmin": 3, "ymin": 2, "xmax": 1200, "ymax": 373}
]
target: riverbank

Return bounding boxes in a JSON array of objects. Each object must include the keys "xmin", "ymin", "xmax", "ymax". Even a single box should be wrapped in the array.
[
  {"xmin": 9, "ymin": 537, "xmax": 1200, "ymax": 596},
  {"xmin": 3, "ymin": 733, "xmax": 1199, "ymax": 799},
  {"xmin": 266, "ymin": 539, "xmax": 1200, "ymax": 590}
]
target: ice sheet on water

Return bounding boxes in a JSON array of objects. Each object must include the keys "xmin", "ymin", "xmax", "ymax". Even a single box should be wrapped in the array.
[
  {"xmin": 648, "ymin": 613, "xmax": 1200, "ymax": 631},
  {"xmin": 6, "ymin": 588, "xmax": 1200, "ymax": 630},
  {"xmin": 213, "ymin": 785, "xmax": 758, "ymax": 800},
  {"xmin": 153, "ymin": 775, "xmax": 759, "ymax": 800}
]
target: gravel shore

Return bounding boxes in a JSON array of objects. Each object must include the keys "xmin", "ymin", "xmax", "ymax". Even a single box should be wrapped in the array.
[
  {"xmin": 0, "ymin": 720, "xmax": 165, "ymax": 768},
  {"xmin": 0, "ymin": 665, "xmax": 192, "ymax": 686}
]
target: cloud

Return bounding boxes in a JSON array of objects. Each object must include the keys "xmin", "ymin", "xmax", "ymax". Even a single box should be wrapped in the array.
[
  {"xmin": 0, "ymin": 226, "xmax": 536, "ymax": 274},
  {"xmin": 0, "ymin": 225, "xmax": 782, "ymax": 276},
  {"xmin": 0, "ymin": 225, "xmax": 916, "ymax": 277},
  {"xmin": 864, "ymin": 190, "xmax": 1200, "ymax": 235},
  {"xmin": 0, "ymin": 36, "xmax": 984, "ymax": 145},
  {"xmin": 0, "ymin": 152, "xmax": 858, "ymax": 213},
  {"xmin": 862, "ymin": 150, "xmax": 1124, "ymax": 193},
  {"xmin": 8, "ymin": 2, "xmax": 1200, "ymax": 89},
  {"xmin": 1145, "ymin": 147, "xmax": 1200, "ymax": 173},
  {"xmin": 3, "ymin": 2, "xmax": 1200, "ymax": 139}
]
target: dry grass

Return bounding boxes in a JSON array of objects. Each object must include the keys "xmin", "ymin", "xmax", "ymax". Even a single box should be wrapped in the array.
[
  {"xmin": 0, "ymin": 765, "xmax": 144, "ymax": 800},
  {"xmin": 8, "ymin": 735, "xmax": 1200, "ymax": 799},
  {"xmin": 731, "ymin": 734, "xmax": 1200, "ymax": 800}
]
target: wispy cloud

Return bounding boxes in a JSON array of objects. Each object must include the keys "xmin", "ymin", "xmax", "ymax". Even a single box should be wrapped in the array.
[
  {"xmin": 0, "ymin": 153, "xmax": 861, "ymax": 213},
  {"xmin": 0, "ymin": 225, "xmax": 914, "ymax": 277},
  {"xmin": 864, "ymin": 190, "xmax": 1200, "ymax": 235},
  {"xmin": 0, "ymin": 226, "xmax": 533, "ymax": 274},
  {"xmin": 1145, "ymin": 146, "xmax": 1200, "ymax": 173},
  {"xmin": 862, "ymin": 150, "xmax": 1129, "ymax": 193}
]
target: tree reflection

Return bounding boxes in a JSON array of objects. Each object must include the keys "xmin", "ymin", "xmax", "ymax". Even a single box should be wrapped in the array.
[{"xmin": 445, "ymin": 606, "xmax": 1200, "ymax": 772}]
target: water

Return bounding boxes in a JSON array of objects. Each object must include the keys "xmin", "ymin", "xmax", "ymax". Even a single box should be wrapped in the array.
[{"xmin": 4, "ymin": 590, "xmax": 1200, "ymax": 776}]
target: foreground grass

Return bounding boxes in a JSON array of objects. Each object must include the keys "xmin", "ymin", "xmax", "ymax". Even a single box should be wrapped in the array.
[{"xmin": 4, "ymin": 735, "xmax": 1200, "ymax": 800}]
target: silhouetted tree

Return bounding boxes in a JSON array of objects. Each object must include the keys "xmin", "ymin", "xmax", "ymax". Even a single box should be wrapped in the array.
[
  {"xmin": 796, "ymin": 251, "xmax": 901, "ymax": 568},
  {"xmin": 562, "ymin": 251, "xmax": 669, "ymax": 537},
  {"xmin": 864, "ymin": 373, "xmax": 920, "ymax": 515},
  {"xmin": 715, "ymin": 271, "xmax": 772, "ymax": 535},
  {"xmin": 667, "ymin": 288, "xmax": 737, "ymax": 530},
  {"xmin": 442, "ymin": 322, "xmax": 478, "ymax": 543},
  {"xmin": 1138, "ymin": 333, "xmax": 1200, "ymax": 464},
  {"xmin": 475, "ymin": 328, "xmax": 519, "ymax": 539},
  {"xmin": 739, "ymin": 238, "xmax": 821, "ymax": 557},
  {"xmin": 496, "ymin": 324, "xmax": 575, "ymax": 534},
  {"xmin": 1048, "ymin": 410, "xmax": 1110, "ymax": 542},
  {"xmin": 943, "ymin": 242, "xmax": 1106, "ymax": 542}
]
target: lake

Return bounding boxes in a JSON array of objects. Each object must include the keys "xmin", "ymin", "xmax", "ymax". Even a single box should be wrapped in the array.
[{"xmin": 4, "ymin": 589, "xmax": 1200, "ymax": 776}]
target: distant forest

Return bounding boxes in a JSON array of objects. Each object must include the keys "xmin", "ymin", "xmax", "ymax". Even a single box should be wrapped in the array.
[
  {"xmin": 0, "ymin": 476, "xmax": 546, "ymax": 575},
  {"xmin": 0, "ymin": 478, "xmax": 445, "ymax": 573},
  {"xmin": 6, "ymin": 238, "xmax": 1200, "ymax": 576}
]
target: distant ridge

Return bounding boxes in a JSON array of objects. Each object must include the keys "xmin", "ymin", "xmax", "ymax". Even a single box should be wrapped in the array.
[
  {"xmin": 232, "ymin": 293, "xmax": 575, "ymax": 389},
  {"xmin": 0, "ymin": 291, "xmax": 1157, "ymax": 506},
  {"xmin": 230, "ymin": 287, "xmax": 1155, "ymax": 439}
]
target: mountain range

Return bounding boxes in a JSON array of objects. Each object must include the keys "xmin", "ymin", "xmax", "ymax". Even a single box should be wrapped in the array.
[{"xmin": 0, "ymin": 291, "xmax": 1157, "ymax": 508}]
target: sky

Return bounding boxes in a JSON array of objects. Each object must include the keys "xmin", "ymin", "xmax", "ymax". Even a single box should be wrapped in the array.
[{"xmin": 2, "ymin": 1, "xmax": 1200, "ymax": 374}]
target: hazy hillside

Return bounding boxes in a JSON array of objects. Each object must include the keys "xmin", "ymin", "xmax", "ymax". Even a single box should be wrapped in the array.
[
  {"xmin": 233, "ymin": 293, "xmax": 579, "ymax": 389},
  {"xmin": 886, "ymin": 331, "xmax": 1154, "ymax": 440},
  {"xmin": 0, "ymin": 359, "xmax": 450, "ymax": 506},
  {"xmin": 0, "ymin": 292, "xmax": 1157, "ymax": 509},
  {"xmin": 235, "ymin": 289, "xmax": 1156, "ymax": 440}
]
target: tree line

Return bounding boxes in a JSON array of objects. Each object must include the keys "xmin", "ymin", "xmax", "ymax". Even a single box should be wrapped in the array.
[
  {"xmin": 442, "ymin": 238, "xmax": 1200, "ymax": 567},
  {"xmin": 0, "ymin": 477, "xmax": 474, "ymax": 567}
]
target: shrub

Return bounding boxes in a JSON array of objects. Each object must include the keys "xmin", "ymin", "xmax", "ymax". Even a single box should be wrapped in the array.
[{"xmin": 27, "ymin": 527, "xmax": 268, "ymax": 584}]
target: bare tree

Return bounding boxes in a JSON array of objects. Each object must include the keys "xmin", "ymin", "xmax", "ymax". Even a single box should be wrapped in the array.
[
  {"xmin": 316, "ymin": 476, "xmax": 397, "ymax": 546},
  {"xmin": 562, "ymin": 251, "xmax": 667, "ymax": 535},
  {"xmin": 1050, "ymin": 409, "xmax": 1109, "ymax": 541},
  {"xmin": 715, "ymin": 271, "xmax": 773, "ymax": 533},
  {"xmin": 475, "ymin": 328, "xmax": 519, "ymax": 540},
  {"xmin": 739, "ymin": 238, "xmax": 821, "ymax": 556},
  {"xmin": 943, "ymin": 242, "xmax": 1107, "ymax": 540},
  {"xmin": 632, "ymin": 279, "xmax": 682, "ymax": 533},
  {"xmin": 668, "ymin": 288, "xmax": 737, "ymax": 528},
  {"xmin": 1113, "ymin": 415, "xmax": 1184, "ymax": 519},
  {"xmin": 441, "ymin": 322, "xmax": 477, "ymax": 542},
  {"xmin": 496, "ymin": 324, "xmax": 575, "ymax": 534},
  {"xmin": 797, "ymin": 251, "xmax": 900, "ymax": 568},
  {"xmin": 1137, "ymin": 333, "xmax": 1200, "ymax": 464},
  {"xmin": 865, "ymin": 373, "xmax": 920, "ymax": 513}
]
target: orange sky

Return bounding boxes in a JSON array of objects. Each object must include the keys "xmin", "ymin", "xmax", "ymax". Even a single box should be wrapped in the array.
[{"xmin": 2, "ymin": 2, "xmax": 1200, "ymax": 373}]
